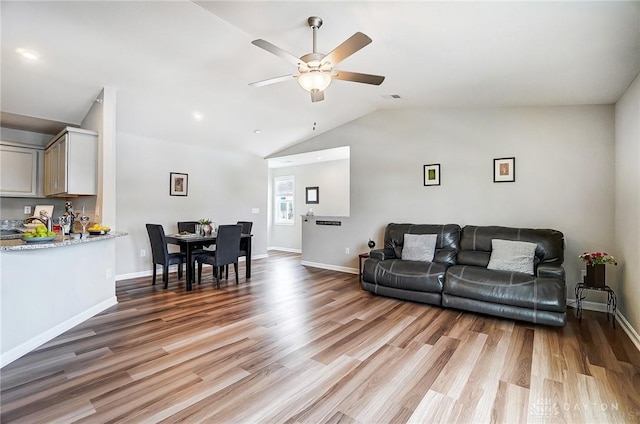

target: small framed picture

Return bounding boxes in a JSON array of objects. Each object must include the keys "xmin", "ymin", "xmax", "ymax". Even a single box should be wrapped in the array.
[
  {"xmin": 423, "ymin": 164, "xmax": 441, "ymax": 186},
  {"xmin": 305, "ymin": 186, "xmax": 319, "ymax": 204},
  {"xmin": 493, "ymin": 157, "xmax": 515, "ymax": 183},
  {"xmin": 170, "ymin": 172, "xmax": 188, "ymax": 196}
]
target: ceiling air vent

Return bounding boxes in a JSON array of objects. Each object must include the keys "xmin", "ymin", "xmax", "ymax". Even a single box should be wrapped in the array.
[{"xmin": 381, "ymin": 94, "xmax": 401, "ymax": 99}]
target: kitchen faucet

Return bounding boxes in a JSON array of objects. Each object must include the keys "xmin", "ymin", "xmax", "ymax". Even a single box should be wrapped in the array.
[{"xmin": 24, "ymin": 216, "xmax": 52, "ymax": 231}]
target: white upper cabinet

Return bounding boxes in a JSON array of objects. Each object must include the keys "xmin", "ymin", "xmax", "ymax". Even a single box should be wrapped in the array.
[
  {"xmin": 0, "ymin": 143, "xmax": 42, "ymax": 197},
  {"xmin": 44, "ymin": 127, "xmax": 98, "ymax": 197}
]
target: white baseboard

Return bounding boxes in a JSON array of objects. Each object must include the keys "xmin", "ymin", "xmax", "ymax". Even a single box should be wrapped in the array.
[
  {"xmin": 117, "ymin": 269, "xmax": 154, "ymax": 281},
  {"xmin": 300, "ymin": 260, "xmax": 358, "ymax": 275},
  {"xmin": 116, "ymin": 255, "xmax": 268, "ymax": 281},
  {"xmin": 615, "ymin": 311, "xmax": 640, "ymax": 352},
  {"xmin": 1, "ymin": 296, "xmax": 117, "ymax": 368},
  {"xmin": 268, "ymin": 247, "xmax": 302, "ymax": 254},
  {"xmin": 567, "ymin": 297, "xmax": 640, "ymax": 352}
]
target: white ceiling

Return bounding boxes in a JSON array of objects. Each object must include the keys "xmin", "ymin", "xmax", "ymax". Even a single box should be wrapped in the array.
[
  {"xmin": 2, "ymin": 1, "xmax": 639, "ymax": 157},
  {"xmin": 267, "ymin": 146, "xmax": 350, "ymax": 168}
]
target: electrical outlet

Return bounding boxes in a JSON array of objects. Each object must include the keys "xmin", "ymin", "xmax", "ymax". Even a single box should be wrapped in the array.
[
  {"xmin": 345, "ymin": 248, "xmax": 350, "ymax": 254},
  {"xmin": 106, "ymin": 268, "xmax": 113, "ymax": 278},
  {"xmin": 140, "ymin": 249, "xmax": 146, "ymax": 257},
  {"xmin": 24, "ymin": 206, "xmax": 31, "ymax": 214},
  {"xmin": 581, "ymin": 270, "xmax": 587, "ymax": 277},
  {"xmin": 251, "ymin": 208, "xmax": 260, "ymax": 214}
]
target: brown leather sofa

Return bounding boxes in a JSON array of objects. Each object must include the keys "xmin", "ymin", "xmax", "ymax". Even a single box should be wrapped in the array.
[{"xmin": 362, "ymin": 223, "xmax": 567, "ymax": 326}]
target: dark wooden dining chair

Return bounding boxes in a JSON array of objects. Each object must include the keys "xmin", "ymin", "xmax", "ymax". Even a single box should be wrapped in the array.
[
  {"xmin": 177, "ymin": 220, "xmax": 205, "ymax": 278},
  {"xmin": 196, "ymin": 224, "xmax": 242, "ymax": 288},
  {"xmin": 226, "ymin": 221, "xmax": 253, "ymax": 279},
  {"xmin": 146, "ymin": 223, "xmax": 185, "ymax": 289},
  {"xmin": 177, "ymin": 221, "xmax": 199, "ymax": 234},
  {"xmin": 178, "ymin": 220, "xmax": 213, "ymax": 250}
]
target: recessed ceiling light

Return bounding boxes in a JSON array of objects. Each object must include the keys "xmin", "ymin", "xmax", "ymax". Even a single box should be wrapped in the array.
[
  {"xmin": 16, "ymin": 48, "xmax": 38, "ymax": 60},
  {"xmin": 254, "ymin": 129, "xmax": 262, "ymax": 134},
  {"xmin": 192, "ymin": 111, "xmax": 203, "ymax": 120}
]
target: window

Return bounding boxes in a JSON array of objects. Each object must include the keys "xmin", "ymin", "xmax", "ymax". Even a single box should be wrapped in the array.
[{"xmin": 274, "ymin": 175, "xmax": 294, "ymax": 225}]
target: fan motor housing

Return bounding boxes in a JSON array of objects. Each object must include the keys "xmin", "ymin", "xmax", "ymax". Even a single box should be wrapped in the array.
[{"xmin": 300, "ymin": 53, "xmax": 325, "ymax": 70}]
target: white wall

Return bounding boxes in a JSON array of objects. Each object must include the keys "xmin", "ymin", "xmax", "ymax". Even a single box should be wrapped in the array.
[
  {"xmin": 615, "ymin": 72, "xmax": 640, "ymax": 337},
  {"xmin": 268, "ymin": 159, "xmax": 350, "ymax": 251},
  {"xmin": 280, "ymin": 105, "xmax": 616, "ymax": 309},
  {"xmin": 82, "ymin": 87, "xmax": 117, "ymax": 227},
  {"xmin": 1, "ymin": 239, "xmax": 117, "ymax": 366},
  {"xmin": 115, "ymin": 132, "xmax": 268, "ymax": 278}
]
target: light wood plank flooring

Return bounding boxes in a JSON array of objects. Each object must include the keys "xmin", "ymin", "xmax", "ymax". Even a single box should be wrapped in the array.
[{"xmin": 1, "ymin": 251, "xmax": 639, "ymax": 423}]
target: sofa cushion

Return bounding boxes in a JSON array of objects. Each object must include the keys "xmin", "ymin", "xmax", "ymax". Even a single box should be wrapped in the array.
[
  {"xmin": 441, "ymin": 295, "xmax": 566, "ymax": 326},
  {"xmin": 363, "ymin": 259, "xmax": 448, "ymax": 294},
  {"xmin": 458, "ymin": 225, "xmax": 564, "ymax": 266},
  {"xmin": 402, "ymin": 234, "xmax": 437, "ymax": 262},
  {"xmin": 444, "ymin": 265, "xmax": 566, "ymax": 313},
  {"xmin": 487, "ymin": 239, "xmax": 536, "ymax": 275},
  {"xmin": 383, "ymin": 223, "xmax": 461, "ymax": 266},
  {"xmin": 457, "ymin": 250, "xmax": 491, "ymax": 268},
  {"xmin": 362, "ymin": 282, "xmax": 442, "ymax": 306}
]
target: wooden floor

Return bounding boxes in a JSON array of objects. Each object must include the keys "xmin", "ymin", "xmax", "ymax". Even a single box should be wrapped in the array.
[{"xmin": 1, "ymin": 251, "xmax": 639, "ymax": 423}]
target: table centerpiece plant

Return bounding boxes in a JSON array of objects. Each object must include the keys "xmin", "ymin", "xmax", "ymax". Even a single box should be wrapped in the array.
[
  {"xmin": 198, "ymin": 219, "xmax": 213, "ymax": 236},
  {"xmin": 578, "ymin": 251, "xmax": 617, "ymax": 288}
]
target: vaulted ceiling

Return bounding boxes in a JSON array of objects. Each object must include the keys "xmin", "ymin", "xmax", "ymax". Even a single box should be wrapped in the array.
[{"xmin": 2, "ymin": 1, "xmax": 639, "ymax": 157}]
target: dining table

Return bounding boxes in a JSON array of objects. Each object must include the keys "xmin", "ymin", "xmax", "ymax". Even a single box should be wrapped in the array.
[{"xmin": 165, "ymin": 232, "xmax": 253, "ymax": 291}]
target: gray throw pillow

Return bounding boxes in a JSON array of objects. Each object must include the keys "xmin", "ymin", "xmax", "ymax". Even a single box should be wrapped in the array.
[
  {"xmin": 487, "ymin": 239, "xmax": 537, "ymax": 275},
  {"xmin": 401, "ymin": 233, "xmax": 437, "ymax": 262}
]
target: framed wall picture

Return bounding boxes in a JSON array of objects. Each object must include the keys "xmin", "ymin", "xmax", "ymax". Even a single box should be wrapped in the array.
[
  {"xmin": 170, "ymin": 172, "xmax": 188, "ymax": 196},
  {"xmin": 423, "ymin": 164, "xmax": 441, "ymax": 186},
  {"xmin": 493, "ymin": 157, "xmax": 515, "ymax": 183},
  {"xmin": 305, "ymin": 186, "xmax": 319, "ymax": 204}
]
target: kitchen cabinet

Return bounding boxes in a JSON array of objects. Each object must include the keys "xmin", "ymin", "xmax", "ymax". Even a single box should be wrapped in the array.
[
  {"xmin": 44, "ymin": 127, "xmax": 98, "ymax": 197},
  {"xmin": 0, "ymin": 143, "xmax": 43, "ymax": 197}
]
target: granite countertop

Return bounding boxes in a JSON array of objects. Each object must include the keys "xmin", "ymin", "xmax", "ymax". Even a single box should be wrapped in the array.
[
  {"xmin": 0, "ymin": 231, "xmax": 127, "ymax": 251},
  {"xmin": 0, "ymin": 233, "xmax": 24, "ymax": 240}
]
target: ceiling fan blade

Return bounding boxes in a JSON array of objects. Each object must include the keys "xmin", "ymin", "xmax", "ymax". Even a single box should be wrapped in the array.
[
  {"xmin": 249, "ymin": 74, "xmax": 297, "ymax": 88},
  {"xmin": 320, "ymin": 32, "xmax": 372, "ymax": 67},
  {"xmin": 332, "ymin": 70, "xmax": 385, "ymax": 85},
  {"xmin": 311, "ymin": 90, "xmax": 325, "ymax": 102},
  {"xmin": 251, "ymin": 39, "xmax": 306, "ymax": 69}
]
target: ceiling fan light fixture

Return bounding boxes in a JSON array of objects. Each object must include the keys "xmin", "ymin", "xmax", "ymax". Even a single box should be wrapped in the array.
[{"xmin": 298, "ymin": 71, "xmax": 332, "ymax": 93}]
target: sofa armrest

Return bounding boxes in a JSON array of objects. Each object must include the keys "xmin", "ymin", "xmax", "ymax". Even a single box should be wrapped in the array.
[
  {"xmin": 537, "ymin": 264, "xmax": 565, "ymax": 280},
  {"xmin": 370, "ymin": 248, "xmax": 396, "ymax": 261}
]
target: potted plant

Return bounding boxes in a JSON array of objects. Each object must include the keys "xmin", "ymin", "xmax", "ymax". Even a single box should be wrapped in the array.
[
  {"xmin": 578, "ymin": 251, "xmax": 617, "ymax": 288},
  {"xmin": 198, "ymin": 219, "xmax": 213, "ymax": 235}
]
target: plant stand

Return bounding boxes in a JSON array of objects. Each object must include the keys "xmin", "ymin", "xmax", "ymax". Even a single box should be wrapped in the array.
[{"xmin": 575, "ymin": 282, "xmax": 617, "ymax": 328}]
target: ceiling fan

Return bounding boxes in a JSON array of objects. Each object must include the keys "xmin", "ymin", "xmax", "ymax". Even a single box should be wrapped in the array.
[{"xmin": 249, "ymin": 16, "xmax": 385, "ymax": 102}]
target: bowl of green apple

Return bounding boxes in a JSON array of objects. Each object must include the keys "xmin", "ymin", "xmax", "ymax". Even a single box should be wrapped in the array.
[{"xmin": 22, "ymin": 224, "xmax": 57, "ymax": 243}]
